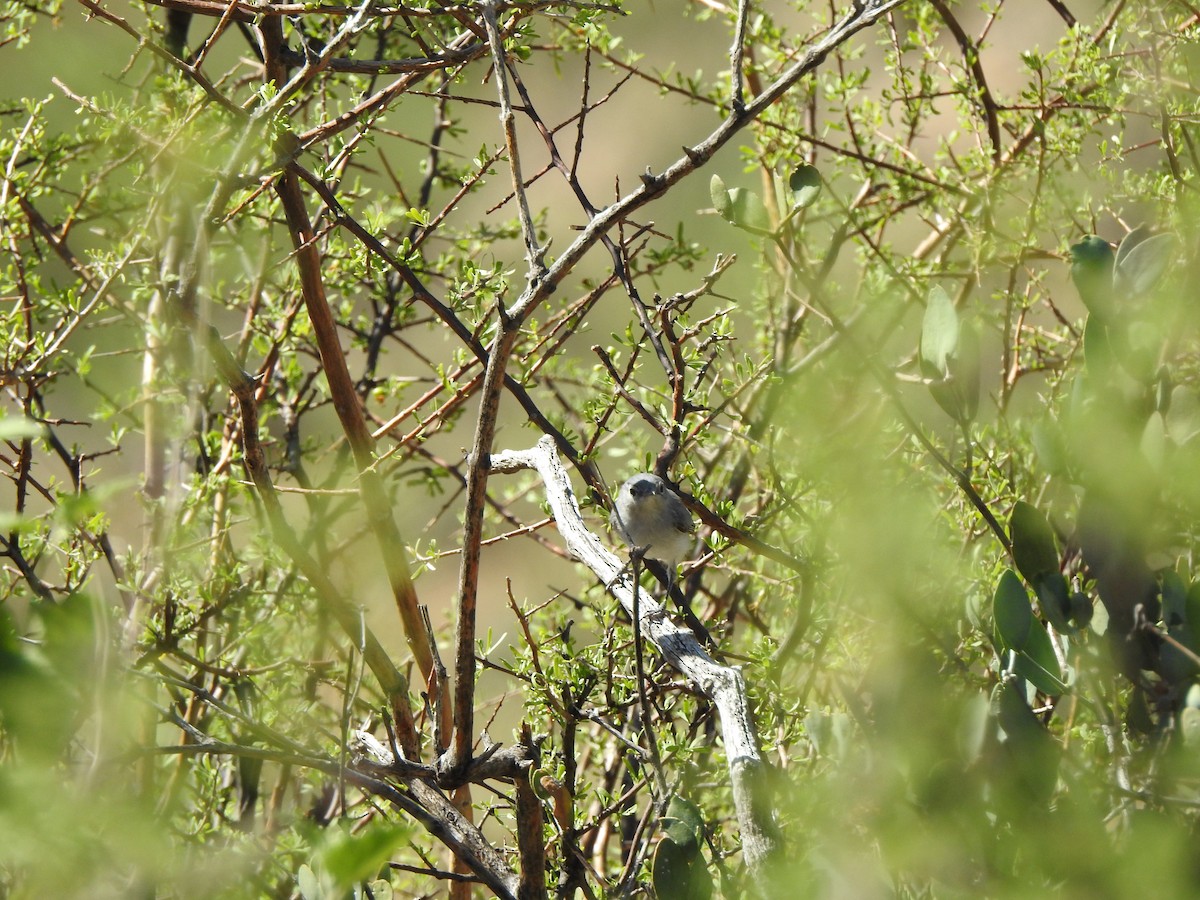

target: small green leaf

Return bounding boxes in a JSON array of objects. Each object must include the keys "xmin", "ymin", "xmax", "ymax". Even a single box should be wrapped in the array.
[
  {"xmin": 787, "ymin": 164, "xmax": 821, "ymax": 210},
  {"xmin": 710, "ymin": 174, "xmax": 732, "ymax": 219},
  {"xmin": 710, "ymin": 175, "xmax": 769, "ymax": 232},
  {"xmin": 1069, "ymin": 592, "xmax": 1094, "ymax": 629},
  {"xmin": 994, "ymin": 570, "xmax": 1032, "ymax": 651},
  {"xmin": 919, "ymin": 285, "xmax": 958, "ymax": 379},
  {"xmin": 1009, "ymin": 502, "xmax": 1059, "ymax": 583}
]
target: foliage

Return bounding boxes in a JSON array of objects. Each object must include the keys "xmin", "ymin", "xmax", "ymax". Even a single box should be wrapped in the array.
[{"xmin": 4, "ymin": 0, "xmax": 1200, "ymax": 897}]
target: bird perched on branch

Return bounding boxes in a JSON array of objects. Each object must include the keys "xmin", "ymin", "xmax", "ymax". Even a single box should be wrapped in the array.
[{"xmin": 610, "ymin": 473, "xmax": 696, "ymax": 593}]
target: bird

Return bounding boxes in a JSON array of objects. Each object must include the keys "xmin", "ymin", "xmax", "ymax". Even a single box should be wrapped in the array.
[{"xmin": 610, "ymin": 473, "xmax": 696, "ymax": 593}]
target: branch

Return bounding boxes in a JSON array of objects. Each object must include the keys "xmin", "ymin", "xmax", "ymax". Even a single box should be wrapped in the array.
[
  {"xmin": 489, "ymin": 437, "xmax": 783, "ymax": 876},
  {"xmin": 507, "ymin": 0, "xmax": 911, "ymax": 323},
  {"xmin": 275, "ymin": 166, "xmax": 436, "ymax": 691},
  {"xmin": 483, "ymin": 2, "xmax": 545, "ymax": 280}
]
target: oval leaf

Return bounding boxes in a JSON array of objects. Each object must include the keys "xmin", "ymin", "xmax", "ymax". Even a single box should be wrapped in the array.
[
  {"xmin": 1010, "ymin": 501, "xmax": 1059, "ymax": 583},
  {"xmin": 1015, "ymin": 618, "xmax": 1066, "ymax": 696},
  {"xmin": 710, "ymin": 174, "xmax": 732, "ymax": 220},
  {"xmin": 1034, "ymin": 573, "xmax": 1071, "ymax": 633},
  {"xmin": 787, "ymin": 164, "xmax": 821, "ymax": 210},
  {"xmin": 1167, "ymin": 385, "xmax": 1200, "ymax": 445},
  {"xmin": 994, "ymin": 570, "xmax": 1032, "ymax": 652},
  {"xmin": 1115, "ymin": 230, "xmax": 1174, "ymax": 296},
  {"xmin": 920, "ymin": 285, "xmax": 959, "ymax": 379},
  {"xmin": 710, "ymin": 174, "xmax": 769, "ymax": 232},
  {"xmin": 663, "ymin": 796, "xmax": 705, "ymax": 851},
  {"xmin": 1069, "ymin": 235, "xmax": 1115, "ymax": 317},
  {"xmin": 726, "ymin": 187, "xmax": 769, "ymax": 233}
]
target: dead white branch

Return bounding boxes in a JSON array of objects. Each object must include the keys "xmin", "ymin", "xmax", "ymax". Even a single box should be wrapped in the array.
[{"xmin": 489, "ymin": 436, "xmax": 781, "ymax": 873}]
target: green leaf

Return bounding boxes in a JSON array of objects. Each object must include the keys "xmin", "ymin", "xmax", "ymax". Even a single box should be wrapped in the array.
[
  {"xmin": 786, "ymin": 164, "xmax": 821, "ymax": 210},
  {"xmin": 1030, "ymin": 421, "xmax": 1068, "ymax": 476},
  {"xmin": 651, "ymin": 837, "xmax": 713, "ymax": 900},
  {"xmin": 1034, "ymin": 573, "xmax": 1071, "ymax": 634},
  {"xmin": 662, "ymin": 796, "xmax": 705, "ymax": 852},
  {"xmin": 994, "ymin": 570, "xmax": 1032, "ymax": 651},
  {"xmin": 919, "ymin": 285, "xmax": 958, "ymax": 379},
  {"xmin": 994, "ymin": 682, "xmax": 1060, "ymax": 803},
  {"xmin": 1069, "ymin": 235, "xmax": 1115, "ymax": 317},
  {"xmin": 322, "ymin": 824, "xmax": 409, "ymax": 886},
  {"xmin": 0, "ymin": 415, "xmax": 44, "ymax": 441},
  {"xmin": 709, "ymin": 174, "xmax": 732, "ymax": 220},
  {"xmin": 1140, "ymin": 411, "xmax": 1166, "ymax": 470},
  {"xmin": 1115, "ymin": 229, "xmax": 1174, "ymax": 295},
  {"xmin": 1162, "ymin": 570, "xmax": 1189, "ymax": 627},
  {"xmin": 1166, "ymin": 386, "xmax": 1200, "ymax": 445},
  {"xmin": 1069, "ymin": 591, "xmax": 1094, "ymax": 629},
  {"xmin": 1009, "ymin": 502, "xmax": 1059, "ymax": 583},
  {"xmin": 1013, "ymin": 620, "xmax": 1067, "ymax": 696},
  {"xmin": 710, "ymin": 173, "xmax": 770, "ymax": 233},
  {"xmin": 296, "ymin": 865, "xmax": 325, "ymax": 900},
  {"xmin": 929, "ymin": 321, "xmax": 980, "ymax": 423}
]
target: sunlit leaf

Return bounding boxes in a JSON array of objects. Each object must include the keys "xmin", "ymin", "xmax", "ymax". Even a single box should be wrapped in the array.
[
  {"xmin": 787, "ymin": 164, "xmax": 821, "ymax": 210},
  {"xmin": 710, "ymin": 174, "xmax": 770, "ymax": 233},
  {"xmin": 919, "ymin": 285, "xmax": 958, "ymax": 379}
]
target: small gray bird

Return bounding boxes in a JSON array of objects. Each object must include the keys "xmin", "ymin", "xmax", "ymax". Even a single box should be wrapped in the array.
[{"xmin": 610, "ymin": 473, "xmax": 696, "ymax": 591}]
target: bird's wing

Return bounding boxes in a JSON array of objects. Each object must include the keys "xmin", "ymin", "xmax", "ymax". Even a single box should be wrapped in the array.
[{"xmin": 672, "ymin": 501, "xmax": 696, "ymax": 534}]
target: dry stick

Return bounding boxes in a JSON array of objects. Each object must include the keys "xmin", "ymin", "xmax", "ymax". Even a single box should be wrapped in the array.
[
  {"xmin": 275, "ymin": 167, "xmax": 436, "ymax": 690},
  {"xmin": 490, "ymin": 437, "xmax": 782, "ymax": 875},
  {"xmin": 513, "ymin": 723, "xmax": 549, "ymax": 900}
]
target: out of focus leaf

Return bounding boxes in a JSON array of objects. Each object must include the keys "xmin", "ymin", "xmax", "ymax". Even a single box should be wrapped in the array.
[
  {"xmin": 0, "ymin": 415, "xmax": 44, "ymax": 441},
  {"xmin": 1069, "ymin": 235, "xmax": 1115, "ymax": 317},
  {"xmin": 1115, "ymin": 230, "xmax": 1174, "ymax": 296},
  {"xmin": 919, "ymin": 285, "xmax": 958, "ymax": 379},
  {"xmin": 322, "ymin": 824, "xmax": 409, "ymax": 887},
  {"xmin": 1166, "ymin": 386, "xmax": 1200, "ymax": 445},
  {"xmin": 662, "ymin": 796, "xmax": 705, "ymax": 852},
  {"xmin": 1010, "ymin": 502, "xmax": 1059, "ymax": 583}
]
